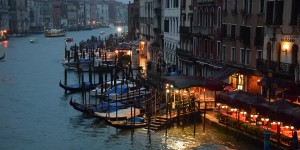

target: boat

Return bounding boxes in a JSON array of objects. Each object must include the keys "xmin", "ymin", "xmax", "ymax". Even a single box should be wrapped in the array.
[
  {"xmin": 29, "ymin": 38, "xmax": 38, "ymax": 44},
  {"xmin": 65, "ymin": 37, "xmax": 73, "ymax": 43},
  {"xmin": 0, "ymin": 53, "xmax": 5, "ymax": 60},
  {"xmin": 100, "ymin": 31, "xmax": 106, "ymax": 35},
  {"xmin": 69, "ymin": 98, "xmax": 126, "ymax": 115},
  {"xmin": 90, "ymin": 79, "xmax": 124, "ymax": 97},
  {"xmin": 63, "ymin": 58, "xmax": 102, "ymax": 71},
  {"xmin": 44, "ymin": 29, "xmax": 66, "ymax": 37},
  {"xmin": 104, "ymin": 84, "xmax": 151, "ymax": 102},
  {"xmin": 59, "ymin": 80, "xmax": 98, "ymax": 92},
  {"xmin": 94, "ymin": 107, "xmax": 141, "ymax": 121},
  {"xmin": 105, "ymin": 116, "xmax": 147, "ymax": 129}
]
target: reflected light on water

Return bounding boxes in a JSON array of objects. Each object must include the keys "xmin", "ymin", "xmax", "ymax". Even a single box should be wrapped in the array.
[
  {"xmin": 1, "ymin": 40, "xmax": 9, "ymax": 48},
  {"xmin": 166, "ymin": 137, "xmax": 197, "ymax": 150}
]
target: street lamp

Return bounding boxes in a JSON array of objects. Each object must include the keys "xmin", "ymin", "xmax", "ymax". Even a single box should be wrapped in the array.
[{"xmin": 117, "ymin": 27, "xmax": 122, "ymax": 36}]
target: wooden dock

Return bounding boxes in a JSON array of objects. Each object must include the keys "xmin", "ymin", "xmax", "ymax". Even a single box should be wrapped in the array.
[{"xmin": 145, "ymin": 106, "xmax": 203, "ymax": 131}]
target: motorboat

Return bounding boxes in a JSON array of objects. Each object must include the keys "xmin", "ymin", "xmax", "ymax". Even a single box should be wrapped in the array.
[{"xmin": 29, "ymin": 38, "xmax": 38, "ymax": 44}]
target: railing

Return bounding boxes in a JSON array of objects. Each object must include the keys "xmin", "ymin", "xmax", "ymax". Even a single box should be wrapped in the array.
[
  {"xmin": 256, "ymin": 59, "xmax": 295, "ymax": 76},
  {"xmin": 176, "ymin": 48, "xmax": 193, "ymax": 58},
  {"xmin": 179, "ymin": 26, "xmax": 190, "ymax": 34}
]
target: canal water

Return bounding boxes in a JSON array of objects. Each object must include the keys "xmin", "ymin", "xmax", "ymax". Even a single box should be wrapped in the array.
[{"xmin": 0, "ymin": 28, "xmax": 261, "ymax": 150}]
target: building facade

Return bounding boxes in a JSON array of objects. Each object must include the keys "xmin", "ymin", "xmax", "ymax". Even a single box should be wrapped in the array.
[
  {"xmin": 128, "ymin": 0, "xmax": 140, "ymax": 41},
  {"xmin": 0, "ymin": 0, "xmax": 9, "ymax": 39},
  {"xmin": 163, "ymin": 0, "xmax": 180, "ymax": 68}
]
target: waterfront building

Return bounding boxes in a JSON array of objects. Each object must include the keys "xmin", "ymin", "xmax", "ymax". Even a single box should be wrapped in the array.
[
  {"xmin": 139, "ymin": 0, "xmax": 154, "ymax": 59},
  {"xmin": 128, "ymin": 0, "xmax": 140, "ymax": 41},
  {"xmin": 95, "ymin": 2, "xmax": 109, "ymax": 27},
  {"xmin": 163, "ymin": 0, "xmax": 180, "ymax": 67},
  {"xmin": 149, "ymin": 0, "xmax": 163, "ymax": 70},
  {"xmin": 217, "ymin": 0, "xmax": 264, "ymax": 94},
  {"xmin": 192, "ymin": 0, "xmax": 222, "ymax": 78},
  {"xmin": 77, "ymin": 0, "xmax": 91, "ymax": 28},
  {"xmin": 52, "ymin": 1, "xmax": 62, "ymax": 29},
  {"xmin": 258, "ymin": 0, "xmax": 300, "ymax": 100},
  {"xmin": 177, "ymin": 0, "xmax": 193, "ymax": 76},
  {"xmin": 27, "ymin": 0, "xmax": 51, "ymax": 32},
  {"xmin": 0, "ymin": 0, "xmax": 9, "ymax": 39},
  {"xmin": 9, "ymin": 0, "xmax": 30, "ymax": 34}
]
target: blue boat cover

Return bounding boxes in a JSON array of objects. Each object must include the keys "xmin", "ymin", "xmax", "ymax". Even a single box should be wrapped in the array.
[{"xmin": 108, "ymin": 85, "xmax": 129, "ymax": 95}]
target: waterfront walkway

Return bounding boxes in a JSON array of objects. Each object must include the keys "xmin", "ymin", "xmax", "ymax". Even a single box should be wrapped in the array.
[{"xmin": 205, "ymin": 110, "xmax": 294, "ymax": 150}]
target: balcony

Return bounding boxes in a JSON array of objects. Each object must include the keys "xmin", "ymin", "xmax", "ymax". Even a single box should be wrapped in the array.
[
  {"xmin": 176, "ymin": 48, "xmax": 193, "ymax": 58},
  {"xmin": 179, "ymin": 26, "xmax": 190, "ymax": 34},
  {"xmin": 153, "ymin": 28, "xmax": 162, "ymax": 34},
  {"xmin": 256, "ymin": 59, "xmax": 295, "ymax": 77}
]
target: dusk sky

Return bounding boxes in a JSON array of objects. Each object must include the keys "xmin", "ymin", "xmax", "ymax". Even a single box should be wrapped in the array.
[{"xmin": 115, "ymin": 0, "xmax": 131, "ymax": 4}]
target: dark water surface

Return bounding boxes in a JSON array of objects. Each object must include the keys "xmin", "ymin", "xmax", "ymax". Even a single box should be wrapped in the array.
[{"xmin": 0, "ymin": 28, "xmax": 261, "ymax": 150}]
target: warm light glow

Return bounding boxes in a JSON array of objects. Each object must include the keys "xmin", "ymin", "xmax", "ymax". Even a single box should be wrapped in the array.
[
  {"xmin": 283, "ymin": 44, "xmax": 289, "ymax": 51},
  {"xmin": 265, "ymin": 118, "xmax": 269, "ymax": 122},
  {"xmin": 175, "ymin": 90, "xmax": 179, "ymax": 93},
  {"xmin": 277, "ymin": 122, "xmax": 281, "ymax": 125},
  {"xmin": 166, "ymin": 89, "xmax": 170, "ymax": 93},
  {"xmin": 127, "ymin": 50, "xmax": 131, "ymax": 55},
  {"xmin": 115, "ymin": 50, "xmax": 118, "ymax": 54},
  {"xmin": 237, "ymin": 84, "xmax": 243, "ymax": 90},
  {"xmin": 291, "ymin": 126, "xmax": 294, "ymax": 130},
  {"xmin": 117, "ymin": 27, "xmax": 122, "ymax": 32}
]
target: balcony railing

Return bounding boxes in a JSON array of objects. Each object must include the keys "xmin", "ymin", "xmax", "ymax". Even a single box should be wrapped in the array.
[
  {"xmin": 256, "ymin": 59, "xmax": 295, "ymax": 76},
  {"xmin": 176, "ymin": 48, "xmax": 193, "ymax": 58},
  {"xmin": 179, "ymin": 26, "xmax": 190, "ymax": 34}
]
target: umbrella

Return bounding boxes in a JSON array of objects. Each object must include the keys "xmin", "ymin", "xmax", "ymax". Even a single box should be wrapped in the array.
[{"xmin": 292, "ymin": 131, "xmax": 298, "ymax": 150}]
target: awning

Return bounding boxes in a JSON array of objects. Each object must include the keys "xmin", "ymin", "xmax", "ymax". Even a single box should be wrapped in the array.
[
  {"xmin": 161, "ymin": 75, "xmax": 224, "ymax": 90},
  {"xmin": 162, "ymin": 75, "xmax": 204, "ymax": 89},
  {"xmin": 210, "ymin": 66, "xmax": 263, "ymax": 81},
  {"xmin": 209, "ymin": 67, "xmax": 240, "ymax": 81}
]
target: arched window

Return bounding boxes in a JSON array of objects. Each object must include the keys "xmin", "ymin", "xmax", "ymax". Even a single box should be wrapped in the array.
[
  {"xmin": 217, "ymin": 7, "xmax": 221, "ymax": 27},
  {"xmin": 205, "ymin": 7, "xmax": 208, "ymax": 27},
  {"xmin": 210, "ymin": 8, "xmax": 214, "ymax": 27},
  {"xmin": 200, "ymin": 9, "xmax": 203, "ymax": 26}
]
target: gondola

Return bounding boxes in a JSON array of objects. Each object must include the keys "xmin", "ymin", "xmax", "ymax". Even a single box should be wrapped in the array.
[
  {"xmin": 0, "ymin": 53, "xmax": 5, "ymax": 60},
  {"xmin": 59, "ymin": 80, "xmax": 97, "ymax": 92},
  {"xmin": 69, "ymin": 98, "xmax": 126, "ymax": 115},
  {"xmin": 93, "ymin": 107, "xmax": 141, "ymax": 121},
  {"xmin": 105, "ymin": 116, "xmax": 147, "ymax": 130}
]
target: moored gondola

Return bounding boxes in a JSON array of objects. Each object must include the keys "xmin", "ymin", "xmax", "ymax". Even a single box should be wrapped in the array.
[
  {"xmin": 59, "ymin": 80, "xmax": 97, "ymax": 92},
  {"xmin": 69, "ymin": 98, "xmax": 126, "ymax": 115},
  {"xmin": 105, "ymin": 116, "xmax": 147, "ymax": 130},
  {"xmin": 0, "ymin": 53, "xmax": 5, "ymax": 61}
]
